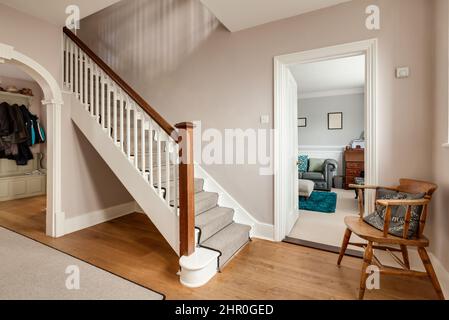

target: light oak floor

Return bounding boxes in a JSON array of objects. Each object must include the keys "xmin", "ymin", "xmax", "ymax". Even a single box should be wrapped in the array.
[{"xmin": 0, "ymin": 196, "xmax": 438, "ymax": 300}]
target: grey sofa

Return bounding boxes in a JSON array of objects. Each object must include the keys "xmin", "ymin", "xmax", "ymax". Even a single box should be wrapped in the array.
[{"xmin": 299, "ymin": 159, "xmax": 338, "ymax": 192}]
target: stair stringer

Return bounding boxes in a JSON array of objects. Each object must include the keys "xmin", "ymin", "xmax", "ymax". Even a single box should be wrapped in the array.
[{"xmin": 70, "ymin": 95, "xmax": 180, "ymax": 255}]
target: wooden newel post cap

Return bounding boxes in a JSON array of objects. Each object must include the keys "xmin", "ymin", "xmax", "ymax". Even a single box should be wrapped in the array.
[{"xmin": 175, "ymin": 122, "xmax": 196, "ymax": 129}]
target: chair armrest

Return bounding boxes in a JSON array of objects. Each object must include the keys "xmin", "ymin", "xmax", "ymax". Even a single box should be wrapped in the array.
[
  {"xmin": 324, "ymin": 159, "xmax": 338, "ymax": 170},
  {"xmin": 376, "ymin": 199, "xmax": 430, "ymax": 207}
]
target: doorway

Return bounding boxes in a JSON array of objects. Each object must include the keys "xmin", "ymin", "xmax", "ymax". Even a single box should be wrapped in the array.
[
  {"xmin": 0, "ymin": 63, "xmax": 48, "ymax": 237},
  {"xmin": 0, "ymin": 42, "xmax": 64, "ymax": 238},
  {"xmin": 288, "ymin": 54, "xmax": 366, "ymax": 252},
  {"xmin": 274, "ymin": 40, "xmax": 378, "ymax": 248}
]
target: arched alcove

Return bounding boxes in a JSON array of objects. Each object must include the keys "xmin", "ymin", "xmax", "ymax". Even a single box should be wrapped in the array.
[{"xmin": 0, "ymin": 42, "xmax": 64, "ymax": 237}]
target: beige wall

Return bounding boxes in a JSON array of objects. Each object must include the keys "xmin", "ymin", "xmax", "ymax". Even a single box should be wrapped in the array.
[
  {"xmin": 430, "ymin": 0, "xmax": 449, "ymax": 273},
  {"xmin": 79, "ymin": 0, "xmax": 435, "ymax": 225},
  {"xmin": 61, "ymin": 97, "xmax": 133, "ymax": 219},
  {"xmin": 0, "ymin": 4, "xmax": 132, "ymax": 219},
  {"xmin": 0, "ymin": 4, "xmax": 62, "ymax": 84}
]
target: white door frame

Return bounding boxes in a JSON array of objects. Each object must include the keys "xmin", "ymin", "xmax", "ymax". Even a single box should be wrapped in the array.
[
  {"xmin": 0, "ymin": 42, "xmax": 64, "ymax": 237},
  {"xmin": 283, "ymin": 68, "xmax": 299, "ymax": 236},
  {"xmin": 274, "ymin": 39, "xmax": 378, "ymax": 242}
]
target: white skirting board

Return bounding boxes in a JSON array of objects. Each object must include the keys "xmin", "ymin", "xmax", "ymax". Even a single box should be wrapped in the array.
[
  {"xmin": 64, "ymin": 202, "xmax": 136, "ymax": 235},
  {"xmin": 429, "ymin": 252, "xmax": 449, "ymax": 300},
  {"xmin": 194, "ymin": 164, "xmax": 274, "ymax": 241}
]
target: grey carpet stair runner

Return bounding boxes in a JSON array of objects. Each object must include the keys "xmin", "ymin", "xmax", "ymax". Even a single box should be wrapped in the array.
[
  {"xmin": 190, "ymin": 185, "xmax": 251, "ymax": 268},
  {"xmin": 114, "ymin": 120, "xmax": 251, "ymax": 269}
]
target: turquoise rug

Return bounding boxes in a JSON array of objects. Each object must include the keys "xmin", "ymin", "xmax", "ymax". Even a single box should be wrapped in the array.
[{"xmin": 299, "ymin": 191, "xmax": 337, "ymax": 214}]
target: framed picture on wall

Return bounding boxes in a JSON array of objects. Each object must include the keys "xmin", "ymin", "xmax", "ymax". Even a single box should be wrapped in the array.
[
  {"xmin": 298, "ymin": 118, "xmax": 307, "ymax": 128},
  {"xmin": 328, "ymin": 112, "xmax": 343, "ymax": 130}
]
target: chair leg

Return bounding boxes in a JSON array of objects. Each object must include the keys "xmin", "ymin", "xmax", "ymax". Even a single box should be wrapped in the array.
[
  {"xmin": 400, "ymin": 245, "xmax": 410, "ymax": 269},
  {"xmin": 337, "ymin": 228, "xmax": 352, "ymax": 266},
  {"xmin": 358, "ymin": 241, "xmax": 373, "ymax": 300},
  {"xmin": 418, "ymin": 247, "xmax": 445, "ymax": 300}
]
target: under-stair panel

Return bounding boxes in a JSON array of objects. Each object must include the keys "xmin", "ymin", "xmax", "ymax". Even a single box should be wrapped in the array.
[{"xmin": 70, "ymin": 95, "xmax": 180, "ymax": 254}]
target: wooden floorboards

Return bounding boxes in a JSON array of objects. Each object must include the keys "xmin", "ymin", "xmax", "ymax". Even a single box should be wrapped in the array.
[{"xmin": 0, "ymin": 196, "xmax": 439, "ymax": 300}]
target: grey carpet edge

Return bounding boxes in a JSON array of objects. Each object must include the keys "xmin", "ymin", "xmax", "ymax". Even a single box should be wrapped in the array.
[{"xmin": 0, "ymin": 225, "xmax": 166, "ymax": 300}]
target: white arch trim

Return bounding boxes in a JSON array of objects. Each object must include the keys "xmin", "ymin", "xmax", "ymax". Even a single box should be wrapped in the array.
[{"xmin": 0, "ymin": 42, "xmax": 64, "ymax": 237}]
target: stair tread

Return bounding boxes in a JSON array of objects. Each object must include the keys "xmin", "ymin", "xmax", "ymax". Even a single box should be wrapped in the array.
[{"xmin": 201, "ymin": 223, "xmax": 251, "ymax": 268}]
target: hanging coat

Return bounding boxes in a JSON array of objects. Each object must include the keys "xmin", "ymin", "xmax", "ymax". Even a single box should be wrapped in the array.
[
  {"xmin": 3, "ymin": 104, "xmax": 28, "ymax": 144},
  {"xmin": 0, "ymin": 102, "xmax": 11, "ymax": 136}
]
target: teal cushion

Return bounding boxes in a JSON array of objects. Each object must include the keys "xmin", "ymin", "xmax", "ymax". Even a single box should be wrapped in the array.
[
  {"xmin": 309, "ymin": 158, "xmax": 325, "ymax": 172},
  {"xmin": 298, "ymin": 155, "xmax": 308, "ymax": 173}
]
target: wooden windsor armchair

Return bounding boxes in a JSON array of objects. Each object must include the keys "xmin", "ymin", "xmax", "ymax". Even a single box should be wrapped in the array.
[{"xmin": 337, "ymin": 179, "xmax": 444, "ymax": 300}]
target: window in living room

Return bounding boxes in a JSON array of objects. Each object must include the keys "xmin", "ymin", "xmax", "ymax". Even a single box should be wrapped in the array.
[{"xmin": 286, "ymin": 55, "xmax": 366, "ymax": 253}]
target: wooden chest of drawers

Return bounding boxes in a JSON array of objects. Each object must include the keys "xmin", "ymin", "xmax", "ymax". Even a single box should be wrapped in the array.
[{"xmin": 344, "ymin": 149, "xmax": 365, "ymax": 189}]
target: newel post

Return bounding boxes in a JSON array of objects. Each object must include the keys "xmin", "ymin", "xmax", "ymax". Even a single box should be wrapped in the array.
[{"xmin": 175, "ymin": 122, "xmax": 196, "ymax": 257}]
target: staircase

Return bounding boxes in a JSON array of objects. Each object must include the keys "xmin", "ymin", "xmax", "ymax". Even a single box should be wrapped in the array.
[{"xmin": 62, "ymin": 28, "xmax": 251, "ymax": 283}]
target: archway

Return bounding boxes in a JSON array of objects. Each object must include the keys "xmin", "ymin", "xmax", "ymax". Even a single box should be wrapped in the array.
[{"xmin": 0, "ymin": 42, "xmax": 63, "ymax": 237}]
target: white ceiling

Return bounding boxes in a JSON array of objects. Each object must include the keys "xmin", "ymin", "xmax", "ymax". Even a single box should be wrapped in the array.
[
  {"xmin": 0, "ymin": 0, "xmax": 122, "ymax": 26},
  {"xmin": 0, "ymin": 63, "xmax": 34, "ymax": 82},
  {"xmin": 289, "ymin": 55, "xmax": 365, "ymax": 97},
  {"xmin": 200, "ymin": 0, "xmax": 352, "ymax": 32}
]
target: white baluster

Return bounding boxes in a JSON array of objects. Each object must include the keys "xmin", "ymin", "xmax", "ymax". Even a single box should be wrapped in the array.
[
  {"xmin": 157, "ymin": 129, "xmax": 162, "ymax": 197},
  {"xmin": 149, "ymin": 121, "xmax": 154, "ymax": 187},
  {"xmin": 173, "ymin": 143, "xmax": 179, "ymax": 215},
  {"xmin": 119, "ymin": 91, "xmax": 124, "ymax": 151},
  {"xmin": 133, "ymin": 107, "xmax": 139, "ymax": 169},
  {"xmin": 69, "ymin": 41, "xmax": 74, "ymax": 91},
  {"xmin": 165, "ymin": 137, "xmax": 171, "ymax": 205},
  {"xmin": 95, "ymin": 67, "xmax": 100, "ymax": 122},
  {"xmin": 141, "ymin": 115, "xmax": 146, "ymax": 176},
  {"xmin": 84, "ymin": 54, "xmax": 88, "ymax": 109},
  {"xmin": 126, "ymin": 99, "xmax": 131, "ymax": 159},
  {"xmin": 100, "ymin": 71, "xmax": 105, "ymax": 129},
  {"xmin": 64, "ymin": 37, "xmax": 69, "ymax": 87},
  {"xmin": 80, "ymin": 52, "xmax": 84, "ymax": 105},
  {"xmin": 89, "ymin": 60, "xmax": 94, "ymax": 116},
  {"xmin": 106, "ymin": 77, "xmax": 112, "ymax": 136},
  {"xmin": 112, "ymin": 85, "xmax": 118, "ymax": 143},
  {"xmin": 74, "ymin": 46, "xmax": 79, "ymax": 98}
]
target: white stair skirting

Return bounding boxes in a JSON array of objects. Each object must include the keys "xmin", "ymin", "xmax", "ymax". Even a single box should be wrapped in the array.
[{"xmin": 194, "ymin": 164, "xmax": 274, "ymax": 241}]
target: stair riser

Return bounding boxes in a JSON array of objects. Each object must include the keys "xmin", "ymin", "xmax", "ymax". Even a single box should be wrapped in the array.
[
  {"xmin": 163, "ymin": 179, "xmax": 204, "ymax": 199},
  {"xmin": 195, "ymin": 194, "xmax": 219, "ymax": 216},
  {"xmin": 197, "ymin": 210, "xmax": 235, "ymax": 244}
]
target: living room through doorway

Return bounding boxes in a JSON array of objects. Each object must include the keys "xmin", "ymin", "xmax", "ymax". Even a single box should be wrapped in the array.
[{"xmin": 287, "ymin": 54, "xmax": 367, "ymax": 253}]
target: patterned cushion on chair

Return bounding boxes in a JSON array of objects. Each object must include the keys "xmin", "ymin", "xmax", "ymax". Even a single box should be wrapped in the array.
[
  {"xmin": 298, "ymin": 155, "xmax": 308, "ymax": 173},
  {"xmin": 364, "ymin": 189, "xmax": 425, "ymax": 238}
]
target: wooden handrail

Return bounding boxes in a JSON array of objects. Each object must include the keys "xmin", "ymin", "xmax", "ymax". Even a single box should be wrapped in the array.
[
  {"xmin": 176, "ymin": 122, "xmax": 196, "ymax": 256},
  {"xmin": 63, "ymin": 27, "xmax": 178, "ymax": 141}
]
